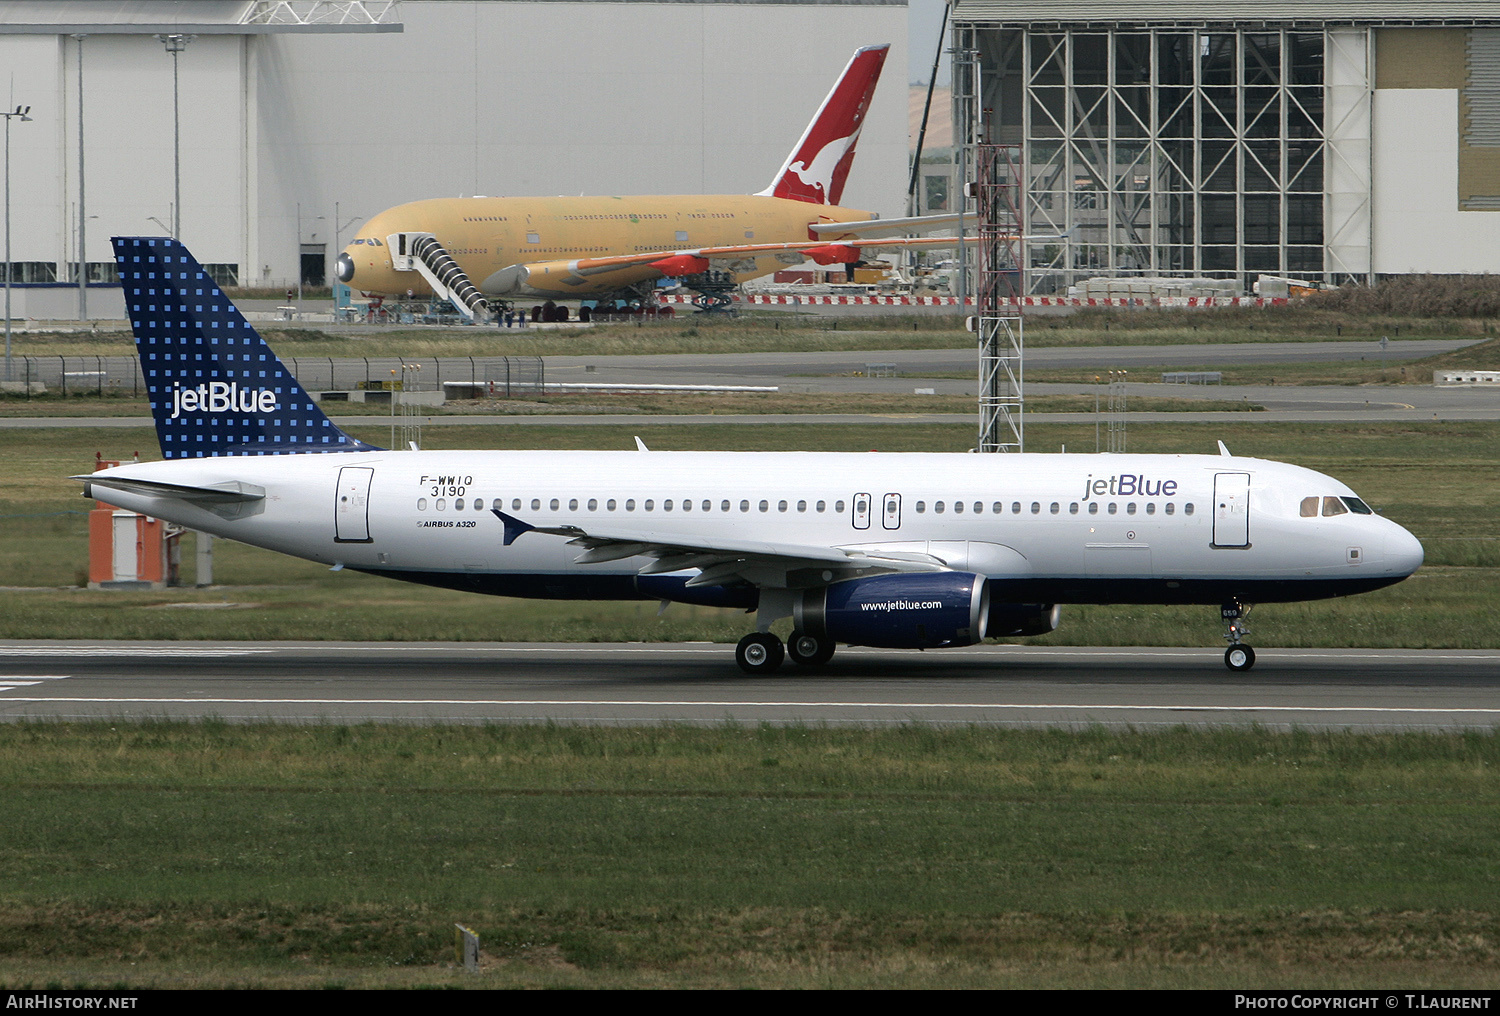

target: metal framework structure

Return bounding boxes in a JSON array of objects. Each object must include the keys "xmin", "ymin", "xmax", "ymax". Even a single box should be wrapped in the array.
[
  {"xmin": 240, "ymin": 2, "xmax": 402, "ymax": 27},
  {"xmin": 955, "ymin": 21, "xmax": 1375, "ymax": 294},
  {"xmin": 974, "ymin": 144, "xmax": 1025, "ymax": 453}
]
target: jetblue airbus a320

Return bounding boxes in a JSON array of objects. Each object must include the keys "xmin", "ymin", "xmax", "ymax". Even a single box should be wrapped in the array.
[{"xmin": 78, "ymin": 237, "xmax": 1424, "ymax": 673}]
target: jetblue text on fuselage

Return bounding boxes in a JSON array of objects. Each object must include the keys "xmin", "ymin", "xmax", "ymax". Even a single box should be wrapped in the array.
[
  {"xmin": 169, "ymin": 382, "xmax": 278, "ymax": 419},
  {"xmin": 1081, "ymin": 473, "xmax": 1180, "ymax": 499}
]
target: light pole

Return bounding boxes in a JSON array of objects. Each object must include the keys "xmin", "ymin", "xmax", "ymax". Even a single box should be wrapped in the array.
[
  {"xmin": 154, "ymin": 34, "xmax": 193, "ymax": 239},
  {"xmin": 73, "ymin": 34, "xmax": 86, "ymax": 321},
  {"xmin": 3, "ymin": 103, "xmax": 32, "ymax": 382}
]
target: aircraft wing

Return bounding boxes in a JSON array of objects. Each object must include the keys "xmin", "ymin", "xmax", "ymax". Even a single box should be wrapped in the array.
[
  {"xmin": 493, "ymin": 509, "xmax": 947, "ymax": 589},
  {"xmin": 806, "ymin": 213, "xmax": 962, "ymax": 238},
  {"xmin": 487, "ymin": 233, "xmax": 979, "ymax": 291}
]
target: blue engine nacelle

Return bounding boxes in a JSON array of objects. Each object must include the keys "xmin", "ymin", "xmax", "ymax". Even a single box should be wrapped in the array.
[{"xmin": 794, "ymin": 572, "xmax": 989, "ymax": 649}]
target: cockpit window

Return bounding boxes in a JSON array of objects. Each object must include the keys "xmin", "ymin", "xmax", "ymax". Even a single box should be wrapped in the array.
[
  {"xmin": 1322, "ymin": 496, "xmax": 1348, "ymax": 517},
  {"xmin": 1341, "ymin": 496, "xmax": 1373, "ymax": 515},
  {"xmin": 1300, "ymin": 496, "xmax": 1318, "ymax": 518}
]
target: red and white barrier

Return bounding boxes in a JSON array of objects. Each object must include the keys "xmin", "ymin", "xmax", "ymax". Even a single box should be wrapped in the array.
[{"xmin": 658, "ymin": 294, "xmax": 1289, "ymax": 308}]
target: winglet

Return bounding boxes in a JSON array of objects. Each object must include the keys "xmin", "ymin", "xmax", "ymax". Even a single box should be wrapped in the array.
[
  {"xmin": 634, "ymin": 436, "xmax": 649, "ymax": 452},
  {"xmin": 493, "ymin": 509, "xmax": 536, "ymax": 546},
  {"xmin": 1217, "ymin": 440, "xmax": 1232, "ymax": 457}
]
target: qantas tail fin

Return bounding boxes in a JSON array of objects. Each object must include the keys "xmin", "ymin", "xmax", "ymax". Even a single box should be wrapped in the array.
[
  {"xmin": 112, "ymin": 236, "xmax": 379, "ymax": 458},
  {"xmin": 756, "ymin": 43, "xmax": 889, "ymax": 207}
]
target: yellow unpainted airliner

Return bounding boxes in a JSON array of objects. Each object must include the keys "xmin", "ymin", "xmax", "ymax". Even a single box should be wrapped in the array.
[{"xmin": 335, "ymin": 44, "xmax": 961, "ymax": 315}]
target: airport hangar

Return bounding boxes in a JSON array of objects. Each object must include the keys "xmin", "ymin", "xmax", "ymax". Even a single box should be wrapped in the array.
[
  {"xmin": 0, "ymin": 0, "xmax": 908, "ymax": 319},
  {"xmin": 945, "ymin": 1, "xmax": 1500, "ymax": 295}
]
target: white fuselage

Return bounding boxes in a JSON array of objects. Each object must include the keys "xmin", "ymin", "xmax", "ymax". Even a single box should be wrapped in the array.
[{"xmin": 86, "ymin": 449, "xmax": 1424, "ymax": 607}]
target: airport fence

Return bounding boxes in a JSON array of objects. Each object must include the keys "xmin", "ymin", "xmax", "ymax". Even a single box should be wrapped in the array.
[{"xmin": 4, "ymin": 355, "xmax": 547, "ymax": 399}]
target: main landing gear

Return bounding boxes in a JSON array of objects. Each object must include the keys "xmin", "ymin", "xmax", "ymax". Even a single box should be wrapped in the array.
[
  {"xmin": 1221, "ymin": 600, "xmax": 1256, "ymax": 671},
  {"xmin": 735, "ymin": 630, "xmax": 836, "ymax": 674}
]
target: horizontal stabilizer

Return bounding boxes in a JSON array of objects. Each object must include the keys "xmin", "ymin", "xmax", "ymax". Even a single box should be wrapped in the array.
[{"xmin": 76, "ymin": 474, "xmax": 266, "ymax": 505}]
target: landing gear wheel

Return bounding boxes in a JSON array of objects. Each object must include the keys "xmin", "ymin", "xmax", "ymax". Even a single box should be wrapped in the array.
[
  {"xmin": 1224, "ymin": 645, "xmax": 1256, "ymax": 671},
  {"xmin": 787, "ymin": 630, "xmax": 835, "ymax": 666},
  {"xmin": 736, "ymin": 632, "xmax": 785, "ymax": 675}
]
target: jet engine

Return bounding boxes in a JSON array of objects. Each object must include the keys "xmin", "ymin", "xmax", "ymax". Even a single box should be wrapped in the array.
[{"xmin": 794, "ymin": 572, "xmax": 989, "ymax": 649}]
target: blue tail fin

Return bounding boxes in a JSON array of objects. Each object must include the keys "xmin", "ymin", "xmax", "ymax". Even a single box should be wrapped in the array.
[{"xmin": 112, "ymin": 236, "xmax": 379, "ymax": 458}]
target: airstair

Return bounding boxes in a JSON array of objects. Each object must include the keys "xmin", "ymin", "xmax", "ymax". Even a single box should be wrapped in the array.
[{"xmin": 387, "ymin": 232, "xmax": 491, "ymax": 321}]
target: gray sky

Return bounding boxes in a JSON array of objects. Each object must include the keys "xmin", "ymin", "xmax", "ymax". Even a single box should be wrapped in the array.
[{"xmin": 908, "ymin": 0, "xmax": 951, "ymax": 85}]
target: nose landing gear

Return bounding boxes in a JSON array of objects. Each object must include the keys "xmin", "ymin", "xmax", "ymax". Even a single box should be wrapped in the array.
[{"xmin": 1222, "ymin": 600, "xmax": 1256, "ymax": 671}]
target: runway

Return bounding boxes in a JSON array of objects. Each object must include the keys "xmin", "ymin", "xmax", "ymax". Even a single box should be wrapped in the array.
[{"xmin": 3, "ymin": 641, "xmax": 1498, "ymax": 731}]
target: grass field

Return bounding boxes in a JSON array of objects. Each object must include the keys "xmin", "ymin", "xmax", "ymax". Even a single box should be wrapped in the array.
[{"xmin": 0, "ymin": 722, "xmax": 1495, "ymax": 988}]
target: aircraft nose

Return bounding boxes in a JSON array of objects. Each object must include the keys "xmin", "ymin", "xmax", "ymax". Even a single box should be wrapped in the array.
[
  {"xmin": 336, "ymin": 252, "xmax": 355, "ymax": 283},
  {"xmin": 1386, "ymin": 525, "xmax": 1425, "ymax": 576}
]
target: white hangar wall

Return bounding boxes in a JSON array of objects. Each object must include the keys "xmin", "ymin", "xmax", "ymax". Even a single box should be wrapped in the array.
[
  {"xmin": 1, "ymin": 1, "xmax": 908, "ymax": 297},
  {"xmin": 0, "ymin": 1, "xmax": 900, "ymax": 297},
  {"xmin": 0, "ymin": 29, "xmax": 251, "ymax": 281},
  {"xmin": 254, "ymin": 1, "xmax": 908, "ymax": 288}
]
